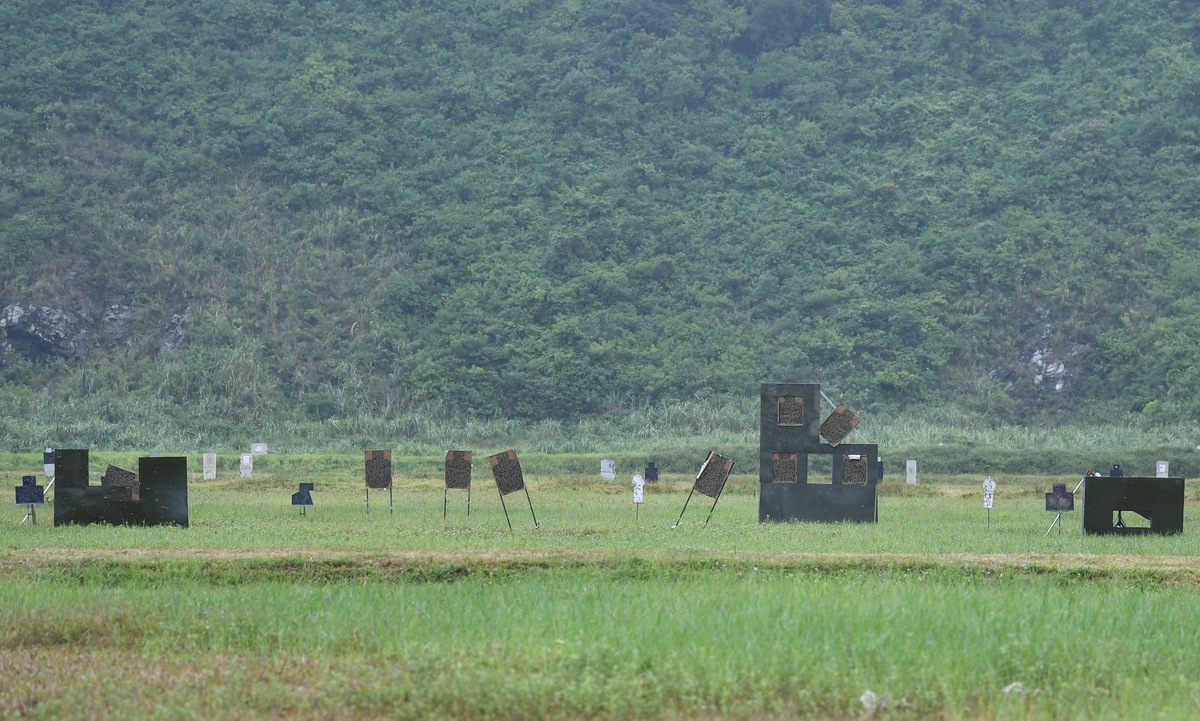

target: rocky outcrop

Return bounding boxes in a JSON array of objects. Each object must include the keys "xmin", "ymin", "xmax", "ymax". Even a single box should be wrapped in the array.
[
  {"xmin": 101, "ymin": 304, "xmax": 133, "ymax": 344},
  {"xmin": 161, "ymin": 311, "xmax": 187, "ymax": 352},
  {"xmin": 0, "ymin": 302, "xmax": 190, "ymax": 362},
  {"xmin": 0, "ymin": 304, "xmax": 91, "ymax": 362},
  {"xmin": 988, "ymin": 307, "xmax": 1086, "ymax": 403}
]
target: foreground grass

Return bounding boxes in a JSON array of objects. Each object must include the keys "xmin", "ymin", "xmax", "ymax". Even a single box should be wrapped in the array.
[
  {"xmin": 3, "ymin": 471, "xmax": 1200, "ymax": 719},
  {"xmin": 3, "ymin": 564, "xmax": 1200, "ymax": 719}
]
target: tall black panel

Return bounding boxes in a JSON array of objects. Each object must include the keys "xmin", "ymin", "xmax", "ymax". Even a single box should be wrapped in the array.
[{"xmin": 138, "ymin": 456, "xmax": 189, "ymax": 527}]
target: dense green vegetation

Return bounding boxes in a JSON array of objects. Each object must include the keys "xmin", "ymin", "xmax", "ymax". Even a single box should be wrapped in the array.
[{"xmin": 3, "ymin": 0, "xmax": 1200, "ymax": 435}]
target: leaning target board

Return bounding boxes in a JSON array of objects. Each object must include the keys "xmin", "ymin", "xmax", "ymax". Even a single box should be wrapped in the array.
[
  {"xmin": 673, "ymin": 451, "xmax": 734, "ymax": 527},
  {"xmin": 487, "ymin": 450, "xmax": 538, "ymax": 530},
  {"xmin": 489, "ymin": 450, "xmax": 525, "ymax": 496}
]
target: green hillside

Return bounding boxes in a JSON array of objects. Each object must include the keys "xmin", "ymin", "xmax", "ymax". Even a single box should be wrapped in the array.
[{"xmin": 2, "ymin": 0, "xmax": 1200, "ymax": 439}]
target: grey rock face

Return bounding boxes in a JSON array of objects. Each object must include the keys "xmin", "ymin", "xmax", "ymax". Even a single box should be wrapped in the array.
[
  {"xmin": 102, "ymin": 304, "xmax": 133, "ymax": 344},
  {"xmin": 987, "ymin": 307, "xmax": 1085, "ymax": 400},
  {"xmin": 0, "ymin": 304, "xmax": 91, "ymax": 362},
  {"xmin": 161, "ymin": 312, "xmax": 187, "ymax": 352}
]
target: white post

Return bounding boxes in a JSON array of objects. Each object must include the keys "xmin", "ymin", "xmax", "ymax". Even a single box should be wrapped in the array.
[
  {"xmin": 240, "ymin": 453, "xmax": 253, "ymax": 479},
  {"xmin": 1156, "ymin": 461, "xmax": 1169, "ymax": 478},
  {"xmin": 203, "ymin": 453, "xmax": 217, "ymax": 481},
  {"xmin": 906, "ymin": 460, "xmax": 917, "ymax": 485}
]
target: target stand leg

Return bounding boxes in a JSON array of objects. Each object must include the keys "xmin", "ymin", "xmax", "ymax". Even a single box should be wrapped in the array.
[
  {"xmin": 523, "ymin": 485, "xmax": 539, "ymax": 530},
  {"xmin": 703, "ymin": 493, "xmax": 722, "ymax": 526},
  {"xmin": 498, "ymin": 491, "xmax": 513, "ymax": 531},
  {"xmin": 673, "ymin": 487, "xmax": 696, "ymax": 528}
]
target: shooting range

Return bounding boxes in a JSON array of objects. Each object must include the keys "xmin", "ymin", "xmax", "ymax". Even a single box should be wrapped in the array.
[
  {"xmin": 488, "ymin": 449, "xmax": 539, "ymax": 530},
  {"xmin": 444, "ymin": 450, "xmax": 472, "ymax": 518},
  {"xmin": 757, "ymin": 383, "xmax": 879, "ymax": 523}
]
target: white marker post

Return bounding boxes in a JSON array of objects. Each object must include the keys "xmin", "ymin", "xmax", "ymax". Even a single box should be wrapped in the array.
[
  {"xmin": 203, "ymin": 453, "xmax": 217, "ymax": 481},
  {"xmin": 1156, "ymin": 461, "xmax": 1169, "ymax": 478},
  {"xmin": 983, "ymin": 476, "xmax": 995, "ymax": 526},
  {"xmin": 43, "ymin": 448, "xmax": 55, "ymax": 500},
  {"xmin": 906, "ymin": 460, "xmax": 917, "ymax": 485},
  {"xmin": 632, "ymin": 473, "xmax": 645, "ymax": 521},
  {"xmin": 240, "ymin": 453, "xmax": 253, "ymax": 479},
  {"xmin": 601, "ymin": 459, "xmax": 616, "ymax": 481}
]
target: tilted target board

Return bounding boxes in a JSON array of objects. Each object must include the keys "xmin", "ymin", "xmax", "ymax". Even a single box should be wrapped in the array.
[{"xmin": 487, "ymin": 450, "xmax": 539, "ymax": 531}]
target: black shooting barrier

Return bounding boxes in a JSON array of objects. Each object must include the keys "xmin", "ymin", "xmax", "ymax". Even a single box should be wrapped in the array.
[
  {"xmin": 758, "ymin": 383, "xmax": 878, "ymax": 523},
  {"xmin": 1082, "ymin": 476, "xmax": 1184, "ymax": 536},
  {"xmin": 53, "ymin": 450, "xmax": 188, "ymax": 527}
]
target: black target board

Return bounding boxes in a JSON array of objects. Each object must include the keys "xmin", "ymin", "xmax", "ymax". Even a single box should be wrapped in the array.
[
  {"xmin": 1045, "ymin": 483, "xmax": 1074, "ymax": 512},
  {"xmin": 15, "ymin": 476, "xmax": 44, "ymax": 506},
  {"xmin": 364, "ymin": 450, "xmax": 393, "ymax": 489},
  {"xmin": 673, "ymin": 451, "xmax": 734, "ymax": 527},
  {"xmin": 101, "ymin": 464, "xmax": 139, "ymax": 497},
  {"xmin": 292, "ymin": 483, "xmax": 314, "ymax": 508},
  {"xmin": 487, "ymin": 450, "xmax": 538, "ymax": 530},
  {"xmin": 138, "ymin": 456, "xmax": 189, "ymax": 527},
  {"xmin": 444, "ymin": 450, "xmax": 473, "ymax": 518},
  {"xmin": 488, "ymin": 450, "xmax": 525, "ymax": 496},
  {"xmin": 445, "ymin": 450, "xmax": 473, "ymax": 490}
]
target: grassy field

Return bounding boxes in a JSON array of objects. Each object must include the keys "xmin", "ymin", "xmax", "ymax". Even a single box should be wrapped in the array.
[{"xmin": 3, "ymin": 461, "xmax": 1200, "ymax": 719}]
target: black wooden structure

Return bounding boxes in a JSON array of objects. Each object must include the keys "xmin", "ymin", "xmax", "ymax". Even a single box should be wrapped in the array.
[
  {"xmin": 1082, "ymin": 476, "xmax": 1184, "ymax": 536},
  {"xmin": 758, "ymin": 383, "xmax": 879, "ymax": 523},
  {"xmin": 53, "ymin": 450, "xmax": 188, "ymax": 527}
]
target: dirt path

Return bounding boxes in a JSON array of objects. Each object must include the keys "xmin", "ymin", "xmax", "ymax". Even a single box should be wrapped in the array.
[{"xmin": 3, "ymin": 546, "xmax": 1200, "ymax": 583}]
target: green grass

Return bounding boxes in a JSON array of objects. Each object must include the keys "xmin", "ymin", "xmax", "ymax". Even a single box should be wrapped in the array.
[
  {"xmin": 3, "ymin": 468, "xmax": 1200, "ymax": 719},
  {"xmin": 4, "ymin": 468, "xmax": 1200, "ymax": 556}
]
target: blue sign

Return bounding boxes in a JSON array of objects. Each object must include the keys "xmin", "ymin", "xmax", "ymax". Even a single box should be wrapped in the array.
[
  {"xmin": 15, "ymin": 476, "xmax": 44, "ymax": 506},
  {"xmin": 291, "ymin": 483, "xmax": 314, "ymax": 507}
]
